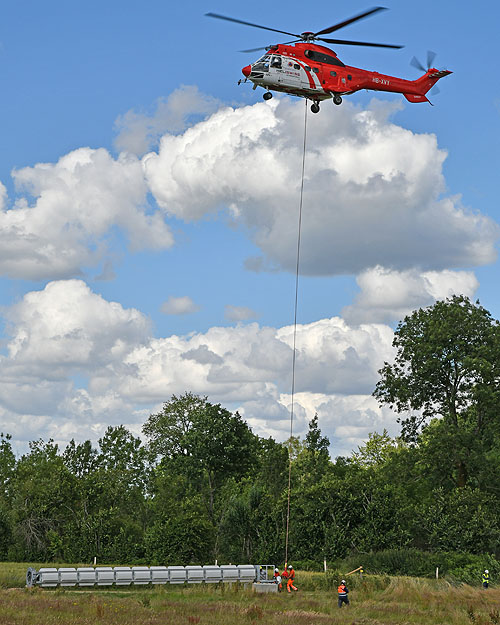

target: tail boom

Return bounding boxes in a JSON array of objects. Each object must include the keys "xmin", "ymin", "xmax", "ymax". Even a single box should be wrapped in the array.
[{"xmin": 353, "ymin": 67, "xmax": 452, "ymax": 103}]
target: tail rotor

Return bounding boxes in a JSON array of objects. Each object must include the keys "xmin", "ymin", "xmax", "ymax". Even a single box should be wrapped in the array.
[
  {"xmin": 410, "ymin": 50, "xmax": 440, "ymax": 95},
  {"xmin": 410, "ymin": 50, "xmax": 437, "ymax": 72}
]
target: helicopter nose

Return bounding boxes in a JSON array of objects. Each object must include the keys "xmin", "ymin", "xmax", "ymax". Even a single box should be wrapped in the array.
[{"xmin": 242, "ymin": 65, "xmax": 251, "ymax": 77}]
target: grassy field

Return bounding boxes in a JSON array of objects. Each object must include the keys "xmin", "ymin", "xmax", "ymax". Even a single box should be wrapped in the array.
[{"xmin": 1, "ymin": 563, "xmax": 499, "ymax": 625}]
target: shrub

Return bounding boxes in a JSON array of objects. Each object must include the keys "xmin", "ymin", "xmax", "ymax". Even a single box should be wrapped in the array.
[{"xmin": 331, "ymin": 549, "xmax": 500, "ymax": 585}]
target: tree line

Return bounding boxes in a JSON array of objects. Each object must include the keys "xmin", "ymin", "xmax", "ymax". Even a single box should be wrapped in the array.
[{"xmin": 0, "ymin": 295, "xmax": 499, "ymax": 566}]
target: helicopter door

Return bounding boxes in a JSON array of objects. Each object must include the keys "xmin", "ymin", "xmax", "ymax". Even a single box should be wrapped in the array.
[
  {"xmin": 278, "ymin": 57, "xmax": 301, "ymax": 88},
  {"xmin": 299, "ymin": 64, "xmax": 316, "ymax": 92}
]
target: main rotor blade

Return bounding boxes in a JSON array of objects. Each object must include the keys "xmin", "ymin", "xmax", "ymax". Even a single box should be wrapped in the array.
[
  {"xmin": 239, "ymin": 45, "xmax": 271, "ymax": 53},
  {"xmin": 205, "ymin": 13, "xmax": 299, "ymax": 38},
  {"xmin": 240, "ymin": 40, "xmax": 300, "ymax": 53},
  {"xmin": 319, "ymin": 36, "xmax": 403, "ymax": 48},
  {"xmin": 314, "ymin": 6, "xmax": 387, "ymax": 36}
]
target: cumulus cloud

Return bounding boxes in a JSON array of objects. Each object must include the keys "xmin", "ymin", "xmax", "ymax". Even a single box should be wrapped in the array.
[
  {"xmin": 114, "ymin": 86, "xmax": 221, "ymax": 155},
  {"xmin": 343, "ymin": 266, "xmax": 479, "ymax": 325},
  {"xmin": 161, "ymin": 295, "xmax": 199, "ymax": 315},
  {"xmin": 0, "ymin": 147, "xmax": 173, "ymax": 280},
  {"xmin": 0, "ymin": 280, "xmax": 397, "ymax": 452},
  {"xmin": 3, "ymin": 279, "xmax": 151, "ymax": 380},
  {"xmin": 76, "ymin": 307, "xmax": 394, "ymax": 443},
  {"xmin": 225, "ymin": 305, "xmax": 259, "ymax": 321},
  {"xmin": 1, "ymin": 95, "xmax": 496, "ymax": 284},
  {"xmin": 0, "ymin": 182, "xmax": 6, "ymax": 210},
  {"xmin": 314, "ymin": 393, "xmax": 399, "ymax": 458},
  {"xmin": 143, "ymin": 98, "xmax": 498, "ymax": 275}
]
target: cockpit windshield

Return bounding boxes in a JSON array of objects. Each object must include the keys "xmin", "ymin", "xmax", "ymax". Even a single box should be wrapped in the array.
[{"xmin": 252, "ymin": 54, "xmax": 270, "ymax": 73}]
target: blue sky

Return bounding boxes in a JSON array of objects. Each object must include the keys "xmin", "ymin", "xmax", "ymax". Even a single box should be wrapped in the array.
[{"xmin": 0, "ymin": 0, "xmax": 499, "ymax": 457}]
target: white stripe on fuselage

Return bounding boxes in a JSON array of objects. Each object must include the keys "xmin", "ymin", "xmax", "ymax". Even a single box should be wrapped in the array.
[{"xmin": 292, "ymin": 58, "xmax": 323, "ymax": 91}]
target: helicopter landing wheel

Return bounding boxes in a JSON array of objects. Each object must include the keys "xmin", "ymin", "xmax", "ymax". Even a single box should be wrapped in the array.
[
  {"xmin": 263, "ymin": 91, "xmax": 273, "ymax": 101},
  {"xmin": 311, "ymin": 102, "xmax": 320, "ymax": 114},
  {"xmin": 333, "ymin": 95, "xmax": 342, "ymax": 106}
]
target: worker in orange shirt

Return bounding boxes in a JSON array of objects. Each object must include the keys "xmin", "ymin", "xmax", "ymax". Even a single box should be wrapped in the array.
[
  {"xmin": 286, "ymin": 564, "xmax": 298, "ymax": 592},
  {"xmin": 337, "ymin": 579, "xmax": 349, "ymax": 607}
]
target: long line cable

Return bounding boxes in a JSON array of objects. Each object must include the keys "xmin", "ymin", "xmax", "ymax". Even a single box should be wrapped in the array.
[{"xmin": 284, "ymin": 99, "xmax": 308, "ymax": 565}]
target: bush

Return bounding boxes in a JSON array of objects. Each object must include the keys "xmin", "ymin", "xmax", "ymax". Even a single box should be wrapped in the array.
[
  {"xmin": 289, "ymin": 559, "xmax": 323, "ymax": 572},
  {"xmin": 332, "ymin": 549, "xmax": 500, "ymax": 585}
]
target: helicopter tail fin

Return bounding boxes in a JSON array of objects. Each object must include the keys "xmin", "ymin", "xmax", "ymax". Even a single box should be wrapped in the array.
[
  {"xmin": 405, "ymin": 69, "xmax": 452, "ymax": 103},
  {"xmin": 417, "ymin": 68, "xmax": 452, "ymax": 93}
]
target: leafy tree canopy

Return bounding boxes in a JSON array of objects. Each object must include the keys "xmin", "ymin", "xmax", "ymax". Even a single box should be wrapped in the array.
[{"xmin": 374, "ymin": 295, "xmax": 500, "ymax": 441}]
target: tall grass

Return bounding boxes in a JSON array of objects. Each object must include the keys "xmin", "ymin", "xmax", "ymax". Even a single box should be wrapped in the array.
[{"xmin": 1, "ymin": 563, "xmax": 500, "ymax": 625}]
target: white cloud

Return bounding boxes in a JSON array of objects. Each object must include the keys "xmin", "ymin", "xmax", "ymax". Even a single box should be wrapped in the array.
[
  {"xmin": 4, "ymin": 279, "xmax": 150, "ymax": 379},
  {"xmin": 114, "ymin": 86, "xmax": 221, "ymax": 155},
  {"xmin": 161, "ymin": 295, "xmax": 199, "ymax": 315},
  {"xmin": 0, "ymin": 148, "xmax": 173, "ymax": 280},
  {"xmin": 143, "ymin": 98, "xmax": 498, "ymax": 275},
  {"xmin": 268, "ymin": 391, "xmax": 400, "ymax": 458},
  {"xmin": 0, "ymin": 182, "xmax": 6, "ymax": 210},
  {"xmin": 0, "ymin": 280, "xmax": 397, "ymax": 452},
  {"xmin": 1, "ymin": 95, "xmax": 496, "ymax": 284},
  {"xmin": 225, "ymin": 305, "xmax": 259, "ymax": 321},
  {"xmin": 343, "ymin": 266, "xmax": 479, "ymax": 325}
]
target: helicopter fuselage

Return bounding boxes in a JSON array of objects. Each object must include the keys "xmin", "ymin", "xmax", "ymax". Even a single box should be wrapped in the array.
[{"xmin": 241, "ymin": 42, "xmax": 450, "ymax": 107}]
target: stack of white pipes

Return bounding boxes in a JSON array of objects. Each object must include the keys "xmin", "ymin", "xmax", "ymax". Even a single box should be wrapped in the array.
[{"xmin": 26, "ymin": 564, "xmax": 261, "ymax": 588}]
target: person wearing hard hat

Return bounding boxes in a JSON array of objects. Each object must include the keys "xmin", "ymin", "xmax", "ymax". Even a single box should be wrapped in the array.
[
  {"xmin": 338, "ymin": 579, "xmax": 349, "ymax": 607},
  {"xmin": 274, "ymin": 567, "xmax": 282, "ymax": 591},
  {"xmin": 286, "ymin": 564, "xmax": 298, "ymax": 592},
  {"xmin": 482, "ymin": 569, "xmax": 490, "ymax": 589}
]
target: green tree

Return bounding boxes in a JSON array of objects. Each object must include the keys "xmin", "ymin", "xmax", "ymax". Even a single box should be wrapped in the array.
[
  {"xmin": 63, "ymin": 439, "xmax": 99, "ymax": 478},
  {"xmin": 292, "ymin": 416, "xmax": 332, "ymax": 493},
  {"xmin": 0, "ymin": 433, "xmax": 16, "ymax": 497},
  {"xmin": 352, "ymin": 430, "xmax": 397, "ymax": 467},
  {"xmin": 143, "ymin": 393, "xmax": 257, "ymax": 517},
  {"xmin": 0, "ymin": 433, "xmax": 16, "ymax": 557},
  {"xmin": 145, "ymin": 467, "xmax": 214, "ymax": 564},
  {"xmin": 374, "ymin": 295, "xmax": 500, "ymax": 486},
  {"xmin": 11, "ymin": 439, "xmax": 77, "ymax": 560},
  {"xmin": 415, "ymin": 487, "xmax": 500, "ymax": 553},
  {"xmin": 305, "ymin": 414, "xmax": 330, "ymax": 455},
  {"xmin": 218, "ymin": 480, "xmax": 271, "ymax": 563}
]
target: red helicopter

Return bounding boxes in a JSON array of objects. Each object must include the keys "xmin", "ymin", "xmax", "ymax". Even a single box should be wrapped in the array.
[{"xmin": 206, "ymin": 7, "xmax": 451, "ymax": 113}]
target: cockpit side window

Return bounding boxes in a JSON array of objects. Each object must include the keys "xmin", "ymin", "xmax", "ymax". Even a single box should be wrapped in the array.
[{"xmin": 271, "ymin": 55, "xmax": 282, "ymax": 69}]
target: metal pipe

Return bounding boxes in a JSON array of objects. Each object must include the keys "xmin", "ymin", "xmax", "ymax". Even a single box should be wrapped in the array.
[{"xmin": 26, "ymin": 564, "xmax": 272, "ymax": 588}]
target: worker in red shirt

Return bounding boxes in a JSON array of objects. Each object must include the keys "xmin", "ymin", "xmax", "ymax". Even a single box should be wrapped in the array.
[
  {"xmin": 274, "ymin": 567, "xmax": 282, "ymax": 591},
  {"xmin": 281, "ymin": 565, "xmax": 288, "ymax": 583},
  {"xmin": 286, "ymin": 564, "xmax": 298, "ymax": 592}
]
